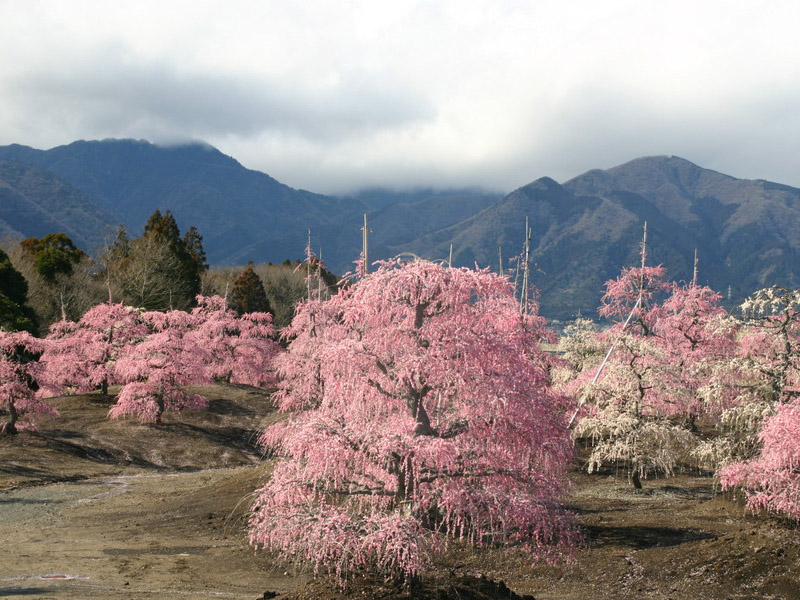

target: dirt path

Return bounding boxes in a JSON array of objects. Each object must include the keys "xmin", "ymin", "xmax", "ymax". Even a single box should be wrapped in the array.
[
  {"xmin": 441, "ymin": 471, "xmax": 800, "ymax": 600},
  {"xmin": 2, "ymin": 387, "xmax": 799, "ymax": 599},
  {"xmin": 4, "ymin": 466, "xmax": 798, "ymax": 600},
  {"xmin": 0, "ymin": 466, "xmax": 297, "ymax": 599}
]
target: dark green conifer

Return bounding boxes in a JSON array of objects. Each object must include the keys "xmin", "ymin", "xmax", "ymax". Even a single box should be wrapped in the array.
[
  {"xmin": 183, "ymin": 226, "xmax": 208, "ymax": 275},
  {"xmin": 230, "ymin": 263, "xmax": 272, "ymax": 315},
  {"xmin": 0, "ymin": 248, "xmax": 37, "ymax": 332}
]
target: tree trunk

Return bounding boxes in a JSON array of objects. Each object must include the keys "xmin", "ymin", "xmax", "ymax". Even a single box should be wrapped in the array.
[
  {"xmin": 395, "ymin": 459, "xmax": 407, "ymax": 503},
  {"xmin": 629, "ymin": 470, "xmax": 642, "ymax": 489},
  {"xmin": 685, "ymin": 414, "xmax": 697, "ymax": 432},
  {"xmin": 155, "ymin": 394, "xmax": 165, "ymax": 425},
  {"xmin": 411, "ymin": 397, "xmax": 434, "ymax": 437},
  {"xmin": 405, "ymin": 574, "xmax": 423, "ymax": 595},
  {"xmin": 2, "ymin": 400, "xmax": 18, "ymax": 435}
]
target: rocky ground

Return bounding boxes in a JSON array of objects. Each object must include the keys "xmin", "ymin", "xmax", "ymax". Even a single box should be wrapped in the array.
[{"xmin": 1, "ymin": 385, "xmax": 798, "ymax": 599}]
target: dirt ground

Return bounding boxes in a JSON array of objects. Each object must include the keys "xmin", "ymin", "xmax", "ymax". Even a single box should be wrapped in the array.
[{"xmin": 1, "ymin": 385, "xmax": 798, "ymax": 599}]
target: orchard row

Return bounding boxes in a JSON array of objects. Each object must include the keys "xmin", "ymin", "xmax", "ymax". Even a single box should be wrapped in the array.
[
  {"xmin": 559, "ymin": 264, "xmax": 800, "ymax": 522},
  {"xmin": 0, "ymin": 295, "xmax": 280, "ymax": 431}
]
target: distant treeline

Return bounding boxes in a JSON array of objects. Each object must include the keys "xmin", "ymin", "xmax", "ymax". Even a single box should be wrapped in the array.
[{"xmin": 0, "ymin": 210, "xmax": 337, "ymax": 335}]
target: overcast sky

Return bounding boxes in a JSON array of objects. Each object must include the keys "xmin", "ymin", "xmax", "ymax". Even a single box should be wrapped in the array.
[{"xmin": 1, "ymin": 0, "xmax": 799, "ymax": 194}]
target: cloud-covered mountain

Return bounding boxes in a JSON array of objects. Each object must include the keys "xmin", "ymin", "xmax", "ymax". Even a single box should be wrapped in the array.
[
  {"xmin": 2, "ymin": 140, "xmax": 799, "ymax": 319},
  {"xmin": 0, "ymin": 139, "xmax": 364, "ymax": 264}
]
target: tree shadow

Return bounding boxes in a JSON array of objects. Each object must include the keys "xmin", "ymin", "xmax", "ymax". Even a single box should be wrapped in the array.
[
  {"xmin": 30, "ymin": 434, "xmax": 119, "ymax": 464},
  {"xmin": 0, "ymin": 588, "xmax": 59, "ymax": 597},
  {"xmin": 567, "ymin": 505, "xmax": 628, "ymax": 515},
  {"xmin": 160, "ymin": 422, "xmax": 261, "ymax": 455},
  {"xmin": 0, "ymin": 497, "xmax": 53, "ymax": 505},
  {"xmin": 207, "ymin": 397, "xmax": 256, "ymax": 417},
  {"xmin": 0, "ymin": 463, "xmax": 88, "ymax": 483},
  {"xmin": 37, "ymin": 428, "xmax": 85, "ymax": 439},
  {"xmin": 16, "ymin": 433, "xmax": 162, "ymax": 471},
  {"xmin": 585, "ymin": 524, "xmax": 715, "ymax": 549}
]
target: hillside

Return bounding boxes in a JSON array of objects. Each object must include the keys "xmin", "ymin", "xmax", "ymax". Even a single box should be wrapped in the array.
[
  {"xmin": 0, "ymin": 160, "xmax": 119, "ymax": 252},
  {"xmin": 0, "ymin": 140, "xmax": 366, "ymax": 264},
  {"xmin": 0, "ymin": 140, "xmax": 504, "ymax": 269},
  {"xmin": 3, "ymin": 142, "xmax": 800, "ymax": 319},
  {"xmin": 304, "ymin": 188, "xmax": 501, "ymax": 274},
  {"xmin": 399, "ymin": 157, "xmax": 800, "ymax": 319},
  {"xmin": 1, "ymin": 384, "xmax": 797, "ymax": 599}
]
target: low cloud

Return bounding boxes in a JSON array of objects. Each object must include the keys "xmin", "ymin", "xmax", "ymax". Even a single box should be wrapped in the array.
[
  {"xmin": 5, "ymin": 49, "xmax": 434, "ymax": 146},
  {"xmin": 2, "ymin": 0, "xmax": 800, "ymax": 194}
]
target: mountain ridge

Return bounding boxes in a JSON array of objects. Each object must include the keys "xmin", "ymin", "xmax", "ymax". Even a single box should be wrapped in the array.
[
  {"xmin": 0, "ymin": 139, "xmax": 364, "ymax": 264},
  {"xmin": 1, "ymin": 140, "xmax": 799, "ymax": 319},
  {"xmin": 389, "ymin": 155, "xmax": 800, "ymax": 317},
  {"xmin": 0, "ymin": 159, "xmax": 121, "ymax": 252}
]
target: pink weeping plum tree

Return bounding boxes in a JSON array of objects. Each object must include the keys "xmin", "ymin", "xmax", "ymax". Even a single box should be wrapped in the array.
[
  {"xmin": 0, "ymin": 331, "xmax": 58, "ymax": 434},
  {"xmin": 716, "ymin": 287, "xmax": 800, "ymax": 519},
  {"xmin": 248, "ymin": 259, "xmax": 578, "ymax": 583},
  {"xmin": 41, "ymin": 302, "xmax": 148, "ymax": 396},
  {"xmin": 597, "ymin": 264, "xmax": 670, "ymax": 334},
  {"xmin": 230, "ymin": 312, "xmax": 282, "ymax": 387},
  {"xmin": 191, "ymin": 295, "xmax": 281, "ymax": 388},
  {"xmin": 719, "ymin": 398, "xmax": 800, "ymax": 520},
  {"xmin": 110, "ymin": 309, "xmax": 212, "ymax": 424},
  {"xmin": 568, "ymin": 265, "xmax": 737, "ymax": 487},
  {"xmin": 655, "ymin": 283, "xmax": 730, "ymax": 354},
  {"xmin": 652, "ymin": 282, "xmax": 737, "ymax": 421}
]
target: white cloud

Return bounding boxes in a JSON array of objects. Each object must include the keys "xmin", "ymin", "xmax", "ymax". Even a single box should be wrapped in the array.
[{"xmin": 1, "ymin": 0, "xmax": 799, "ymax": 193}]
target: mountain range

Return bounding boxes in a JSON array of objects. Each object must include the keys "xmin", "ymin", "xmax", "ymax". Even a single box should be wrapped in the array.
[{"xmin": 1, "ymin": 139, "xmax": 799, "ymax": 319}]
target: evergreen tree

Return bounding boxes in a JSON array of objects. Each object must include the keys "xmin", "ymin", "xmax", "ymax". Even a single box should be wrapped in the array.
[
  {"xmin": 183, "ymin": 226, "xmax": 208, "ymax": 276},
  {"xmin": 102, "ymin": 210, "xmax": 207, "ymax": 310},
  {"xmin": 0, "ymin": 248, "xmax": 29, "ymax": 306},
  {"xmin": 11, "ymin": 235, "xmax": 102, "ymax": 330},
  {"xmin": 20, "ymin": 233, "xmax": 85, "ymax": 283},
  {"xmin": 143, "ymin": 209, "xmax": 182, "ymax": 246},
  {"xmin": 230, "ymin": 263, "xmax": 272, "ymax": 315},
  {"xmin": 0, "ymin": 248, "xmax": 36, "ymax": 332}
]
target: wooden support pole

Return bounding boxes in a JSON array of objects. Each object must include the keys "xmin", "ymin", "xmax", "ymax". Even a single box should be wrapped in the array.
[
  {"xmin": 498, "ymin": 246, "xmax": 503, "ymax": 277},
  {"xmin": 362, "ymin": 213, "xmax": 369, "ymax": 275}
]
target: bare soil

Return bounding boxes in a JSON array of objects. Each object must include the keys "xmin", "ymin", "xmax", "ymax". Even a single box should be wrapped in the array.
[{"xmin": 1, "ymin": 385, "xmax": 798, "ymax": 599}]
